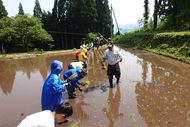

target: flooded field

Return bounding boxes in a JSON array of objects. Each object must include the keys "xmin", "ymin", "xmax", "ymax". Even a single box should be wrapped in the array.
[{"xmin": 0, "ymin": 47, "xmax": 190, "ymax": 127}]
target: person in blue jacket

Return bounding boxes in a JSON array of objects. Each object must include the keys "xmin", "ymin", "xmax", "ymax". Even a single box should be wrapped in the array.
[
  {"xmin": 41, "ymin": 60, "xmax": 68, "ymax": 112},
  {"xmin": 63, "ymin": 68, "xmax": 87, "ymax": 99}
]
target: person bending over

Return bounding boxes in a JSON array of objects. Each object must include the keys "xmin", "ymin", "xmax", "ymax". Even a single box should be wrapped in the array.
[
  {"xmin": 17, "ymin": 102, "xmax": 73, "ymax": 127},
  {"xmin": 41, "ymin": 60, "xmax": 68, "ymax": 112},
  {"xmin": 68, "ymin": 61, "xmax": 87, "ymax": 70},
  {"xmin": 78, "ymin": 48, "xmax": 88, "ymax": 63},
  {"xmin": 63, "ymin": 68, "xmax": 87, "ymax": 99}
]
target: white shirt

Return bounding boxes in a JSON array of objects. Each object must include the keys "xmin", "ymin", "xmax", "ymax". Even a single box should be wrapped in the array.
[
  {"xmin": 17, "ymin": 110, "xmax": 55, "ymax": 127},
  {"xmin": 80, "ymin": 44, "xmax": 86, "ymax": 49},
  {"xmin": 102, "ymin": 46, "xmax": 122, "ymax": 65},
  {"xmin": 90, "ymin": 42, "xmax": 94, "ymax": 48},
  {"xmin": 70, "ymin": 61, "xmax": 83, "ymax": 69}
]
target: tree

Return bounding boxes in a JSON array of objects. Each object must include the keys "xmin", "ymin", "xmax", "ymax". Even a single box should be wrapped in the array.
[
  {"xmin": 149, "ymin": 17, "xmax": 153, "ymax": 29},
  {"xmin": 13, "ymin": 15, "xmax": 53, "ymax": 52},
  {"xmin": 102, "ymin": 0, "xmax": 112, "ymax": 38},
  {"xmin": 67, "ymin": 0, "xmax": 97, "ymax": 33},
  {"xmin": 0, "ymin": 0, "xmax": 8, "ymax": 18},
  {"xmin": 68, "ymin": 0, "xmax": 87, "ymax": 33},
  {"xmin": 40, "ymin": 0, "xmax": 112, "ymax": 49},
  {"xmin": 143, "ymin": 0, "xmax": 149, "ymax": 29},
  {"xmin": 51, "ymin": 0, "xmax": 59, "ymax": 30},
  {"xmin": 171, "ymin": 0, "xmax": 178, "ymax": 27},
  {"xmin": 58, "ymin": 0, "xmax": 69, "ymax": 49},
  {"xmin": 41, "ymin": 11, "xmax": 52, "ymax": 30},
  {"xmin": 85, "ymin": 0, "xmax": 97, "ymax": 32},
  {"xmin": 66, "ymin": 0, "xmax": 77, "ymax": 32},
  {"xmin": 96, "ymin": 0, "xmax": 112, "ymax": 38},
  {"xmin": 33, "ymin": 0, "xmax": 42, "ymax": 18},
  {"xmin": 58, "ymin": 0, "xmax": 67, "ymax": 31},
  {"xmin": 52, "ymin": 0, "xmax": 58, "ymax": 18},
  {"xmin": 153, "ymin": 0, "xmax": 158, "ymax": 28},
  {"xmin": 18, "ymin": 2, "xmax": 24, "ymax": 15},
  {"xmin": 0, "ymin": 17, "xmax": 15, "ymax": 53},
  {"xmin": 96, "ymin": 0, "xmax": 103, "ymax": 33},
  {"xmin": 157, "ymin": 0, "xmax": 180, "ymax": 28}
]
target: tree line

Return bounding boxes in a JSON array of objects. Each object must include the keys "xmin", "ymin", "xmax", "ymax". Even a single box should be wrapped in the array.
[
  {"xmin": 143, "ymin": 0, "xmax": 190, "ymax": 30},
  {"xmin": 0, "ymin": 0, "xmax": 112, "ymax": 53}
]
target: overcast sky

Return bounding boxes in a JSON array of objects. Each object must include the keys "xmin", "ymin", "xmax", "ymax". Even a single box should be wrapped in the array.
[{"xmin": 2, "ymin": 0, "xmax": 154, "ymax": 26}]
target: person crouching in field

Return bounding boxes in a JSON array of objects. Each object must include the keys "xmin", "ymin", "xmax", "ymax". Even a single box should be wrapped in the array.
[
  {"xmin": 78, "ymin": 48, "xmax": 88, "ymax": 63},
  {"xmin": 63, "ymin": 68, "xmax": 87, "ymax": 99},
  {"xmin": 75, "ymin": 50, "xmax": 81, "ymax": 61},
  {"xmin": 75, "ymin": 43, "xmax": 87, "ymax": 60},
  {"xmin": 41, "ymin": 60, "xmax": 68, "ymax": 112},
  {"xmin": 17, "ymin": 102, "xmax": 73, "ymax": 127},
  {"xmin": 68, "ymin": 61, "xmax": 87, "ymax": 70}
]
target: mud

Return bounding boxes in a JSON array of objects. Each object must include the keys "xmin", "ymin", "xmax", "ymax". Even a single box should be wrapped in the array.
[{"xmin": 0, "ymin": 47, "xmax": 190, "ymax": 127}]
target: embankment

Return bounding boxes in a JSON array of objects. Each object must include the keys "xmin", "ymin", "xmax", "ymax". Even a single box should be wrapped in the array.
[{"xmin": 115, "ymin": 31, "xmax": 190, "ymax": 63}]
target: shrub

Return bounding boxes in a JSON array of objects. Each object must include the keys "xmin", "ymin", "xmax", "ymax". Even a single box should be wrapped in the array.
[{"xmin": 160, "ymin": 44, "xmax": 169, "ymax": 49}]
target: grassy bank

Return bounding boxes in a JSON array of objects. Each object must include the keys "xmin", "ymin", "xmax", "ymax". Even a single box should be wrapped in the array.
[
  {"xmin": 114, "ymin": 31, "xmax": 190, "ymax": 63},
  {"xmin": 0, "ymin": 49, "xmax": 77, "ymax": 60},
  {"xmin": 0, "ymin": 46, "xmax": 107, "ymax": 60}
]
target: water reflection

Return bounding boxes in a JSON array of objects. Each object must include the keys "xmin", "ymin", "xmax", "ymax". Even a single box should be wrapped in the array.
[
  {"xmin": 0, "ymin": 56, "xmax": 48, "ymax": 95},
  {"xmin": 132, "ymin": 49, "xmax": 190, "ymax": 127},
  {"xmin": 103, "ymin": 85, "xmax": 123, "ymax": 127},
  {"xmin": 0, "ymin": 61, "xmax": 16, "ymax": 95},
  {"xmin": 87, "ymin": 49, "xmax": 107, "ymax": 85},
  {"xmin": 69, "ymin": 95, "xmax": 90, "ymax": 121},
  {"xmin": 0, "ymin": 48, "xmax": 190, "ymax": 127},
  {"xmin": 0, "ymin": 49, "xmax": 107, "ymax": 96},
  {"xmin": 0, "ymin": 49, "xmax": 109, "ymax": 127}
]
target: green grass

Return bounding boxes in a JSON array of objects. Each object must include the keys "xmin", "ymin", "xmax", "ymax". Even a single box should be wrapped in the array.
[
  {"xmin": 115, "ymin": 30, "xmax": 190, "ymax": 64},
  {"xmin": 0, "ymin": 49, "xmax": 77, "ymax": 60},
  {"xmin": 146, "ymin": 48, "xmax": 190, "ymax": 63}
]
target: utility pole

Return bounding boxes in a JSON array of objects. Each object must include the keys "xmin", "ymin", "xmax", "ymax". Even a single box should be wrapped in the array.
[{"xmin": 111, "ymin": 4, "xmax": 120, "ymax": 36}]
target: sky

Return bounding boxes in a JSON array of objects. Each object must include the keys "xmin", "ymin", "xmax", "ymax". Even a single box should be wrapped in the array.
[{"xmin": 2, "ymin": 0, "xmax": 154, "ymax": 26}]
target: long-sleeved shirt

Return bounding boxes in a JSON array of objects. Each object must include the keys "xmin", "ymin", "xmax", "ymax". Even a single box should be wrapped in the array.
[
  {"xmin": 17, "ymin": 110, "xmax": 54, "ymax": 127},
  {"xmin": 70, "ymin": 61, "xmax": 83, "ymax": 69},
  {"xmin": 63, "ymin": 69, "xmax": 82, "ymax": 88},
  {"xmin": 102, "ymin": 46, "xmax": 122, "ymax": 65},
  {"xmin": 41, "ymin": 60, "xmax": 67, "ymax": 112}
]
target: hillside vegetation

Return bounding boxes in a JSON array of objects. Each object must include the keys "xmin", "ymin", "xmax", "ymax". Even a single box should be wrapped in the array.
[{"xmin": 115, "ymin": 31, "xmax": 190, "ymax": 63}]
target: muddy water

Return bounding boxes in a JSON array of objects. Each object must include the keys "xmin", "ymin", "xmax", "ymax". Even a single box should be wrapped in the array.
[{"xmin": 0, "ymin": 48, "xmax": 190, "ymax": 127}]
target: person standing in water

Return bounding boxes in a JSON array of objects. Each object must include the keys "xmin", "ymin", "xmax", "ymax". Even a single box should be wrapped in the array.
[{"xmin": 102, "ymin": 41, "xmax": 122, "ymax": 88}]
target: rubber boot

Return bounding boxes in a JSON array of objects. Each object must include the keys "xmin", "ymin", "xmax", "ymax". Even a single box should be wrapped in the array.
[
  {"xmin": 116, "ymin": 78, "xmax": 120, "ymax": 84},
  {"xmin": 109, "ymin": 78, "xmax": 113, "ymax": 88},
  {"xmin": 66, "ymin": 85, "xmax": 76, "ymax": 99}
]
